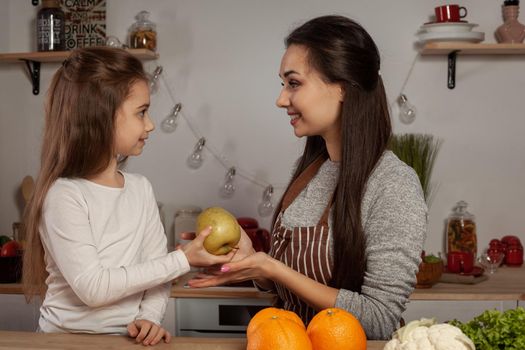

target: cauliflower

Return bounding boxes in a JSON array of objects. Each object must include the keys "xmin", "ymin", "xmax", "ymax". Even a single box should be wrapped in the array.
[{"xmin": 384, "ymin": 318, "xmax": 475, "ymax": 350}]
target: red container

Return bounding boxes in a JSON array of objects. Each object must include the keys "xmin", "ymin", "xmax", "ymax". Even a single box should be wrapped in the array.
[
  {"xmin": 237, "ymin": 217, "xmax": 271, "ymax": 253},
  {"xmin": 506, "ymin": 244, "xmax": 523, "ymax": 266}
]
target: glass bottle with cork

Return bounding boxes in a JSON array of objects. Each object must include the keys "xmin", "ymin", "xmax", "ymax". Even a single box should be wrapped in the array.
[
  {"xmin": 446, "ymin": 200, "xmax": 478, "ymax": 258},
  {"xmin": 129, "ymin": 11, "xmax": 157, "ymax": 51},
  {"xmin": 36, "ymin": 0, "xmax": 65, "ymax": 51}
]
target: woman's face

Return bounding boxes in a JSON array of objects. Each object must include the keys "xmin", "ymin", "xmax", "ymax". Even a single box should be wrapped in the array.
[
  {"xmin": 276, "ymin": 44, "xmax": 343, "ymax": 140},
  {"xmin": 114, "ymin": 80, "xmax": 154, "ymax": 157}
]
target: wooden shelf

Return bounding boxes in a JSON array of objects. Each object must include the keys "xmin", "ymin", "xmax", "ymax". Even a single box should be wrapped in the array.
[
  {"xmin": 419, "ymin": 43, "xmax": 525, "ymax": 89},
  {"xmin": 0, "ymin": 49, "xmax": 158, "ymax": 95},
  {"xmin": 421, "ymin": 42, "xmax": 525, "ymax": 55},
  {"xmin": 0, "ymin": 48, "xmax": 158, "ymax": 63}
]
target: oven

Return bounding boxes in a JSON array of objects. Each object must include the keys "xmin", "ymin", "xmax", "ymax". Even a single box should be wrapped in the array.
[{"xmin": 175, "ymin": 297, "xmax": 273, "ymax": 337}]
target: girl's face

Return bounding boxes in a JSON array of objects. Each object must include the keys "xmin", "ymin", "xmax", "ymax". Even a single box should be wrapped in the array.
[
  {"xmin": 114, "ymin": 80, "xmax": 154, "ymax": 156},
  {"xmin": 276, "ymin": 44, "xmax": 343, "ymax": 140}
]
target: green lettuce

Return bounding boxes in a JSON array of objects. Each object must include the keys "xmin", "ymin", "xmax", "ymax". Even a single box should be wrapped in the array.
[{"xmin": 449, "ymin": 307, "xmax": 525, "ymax": 350}]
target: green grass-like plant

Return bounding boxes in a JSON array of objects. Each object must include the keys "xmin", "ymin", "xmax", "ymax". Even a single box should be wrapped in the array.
[{"xmin": 388, "ymin": 133, "xmax": 442, "ymax": 205}]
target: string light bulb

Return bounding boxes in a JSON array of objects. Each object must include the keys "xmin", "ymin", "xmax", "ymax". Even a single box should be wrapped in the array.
[
  {"xmin": 258, "ymin": 185, "xmax": 274, "ymax": 217},
  {"xmin": 397, "ymin": 94, "xmax": 417, "ymax": 124},
  {"xmin": 105, "ymin": 35, "xmax": 125, "ymax": 48},
  {"xmin": 220, "ymin": 167, "xmax": 236, "ymax": 198},
  {"xmin": 187, "ymin": 137, "xmax": 206, "ymax": 169},
  {"xmin": 161, "ymin": 103, "xmax": 182, "ymax": 133},
  {"xmin": 149, "ymin": 66, "xmax": 163, "ymax": 94}
]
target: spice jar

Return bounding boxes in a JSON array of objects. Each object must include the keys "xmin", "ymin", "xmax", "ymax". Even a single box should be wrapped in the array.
[
  {"xmin": 129, "ymin": 11, "xmax": 157, "ymax": 51},
  {"xmin": 446, "ymin": 200, "xmax": 478, "ymax": 258},
  {"xmin": 36, "ymin": 0, "xmax": 65, "ymax": 51}
]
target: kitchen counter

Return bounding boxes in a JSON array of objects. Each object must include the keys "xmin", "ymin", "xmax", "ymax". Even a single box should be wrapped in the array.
[
  {"xmin": 2, "ymin": 266, "xmax": 524, "ymax": 300},
  {"xmin": 0, "ymin": 330, "xmax": 388, "ymax": 349},
  {"xmin": 170, "ymin": 273, "xmax": 276, "ymax": 300},
  {"xmin": 410, "ymin": 265, "xmax": 525, "ymax": 300}
]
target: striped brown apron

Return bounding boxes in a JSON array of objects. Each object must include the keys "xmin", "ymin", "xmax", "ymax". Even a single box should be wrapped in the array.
[{"xmin": 269, "ymin": 156, "xmax": 334, "ymax": 323}]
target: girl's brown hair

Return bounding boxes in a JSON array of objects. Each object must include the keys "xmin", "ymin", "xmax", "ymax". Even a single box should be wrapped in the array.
[
  {"xmin": 23, "ymin": 47, "xmax": 148, "ymax": 300},
  {"xmin": 273, "ymin": 16, "xmax": 392, "ymax": 293}
]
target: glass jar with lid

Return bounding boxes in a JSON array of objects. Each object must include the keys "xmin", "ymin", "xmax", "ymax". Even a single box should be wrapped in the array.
[
  {"xmin": 446, "ymin": 200, "xmax": 478, "ymax": 257},
  {"xmin": 174, "ymin": 206, "xmax": 202, "ymax": 245},
  {"xmin": 129, "ymin": 10, "xmax": 157, "ymax": 51}
]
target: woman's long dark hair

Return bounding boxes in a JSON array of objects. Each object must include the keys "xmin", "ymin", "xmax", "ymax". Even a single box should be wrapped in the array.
[
  {"xmin": 23, "ymin": 47, "xmax": 148, "ymax": 300},
  {"xmin": 273, "ymin": 16, "xmax": 392, "ymax": 293}
]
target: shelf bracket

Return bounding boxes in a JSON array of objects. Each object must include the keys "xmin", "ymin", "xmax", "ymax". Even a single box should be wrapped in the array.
[
  {"xmin": 447, "ymin": 50, "xmax": 460, "ymax": 89},
  {"xmin": 23, "ymin": 60, "xmax": 41, "ymax": 95}
]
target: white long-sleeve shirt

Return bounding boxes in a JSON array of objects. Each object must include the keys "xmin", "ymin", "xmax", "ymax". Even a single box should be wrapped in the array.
[{"xmin": 39, "ymin": 172, "xmax": 190, "ymax": 334}]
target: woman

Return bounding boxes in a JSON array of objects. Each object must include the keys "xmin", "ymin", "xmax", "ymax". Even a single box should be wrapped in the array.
[{"xmin": 189, "ymin": 15, "xmax": 427, "ymax": 340}]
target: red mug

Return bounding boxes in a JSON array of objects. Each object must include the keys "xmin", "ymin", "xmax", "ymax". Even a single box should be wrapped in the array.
[
  {"xmin": 435, "ymin": 5, "xmax": 468, "ymax": 22},
  {"xmin": 447, "ymin": 251, "xmax": 474, "ymax": 273}
]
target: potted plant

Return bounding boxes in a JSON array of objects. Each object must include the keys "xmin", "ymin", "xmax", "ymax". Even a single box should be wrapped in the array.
[{"xmin": 388, "ymin": 133, "xmax": 442, "ymax": 205}]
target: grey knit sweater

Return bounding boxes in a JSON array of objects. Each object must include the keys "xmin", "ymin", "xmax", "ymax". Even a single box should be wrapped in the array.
[{"xmin": 281, "ymin": 151, "xmax": 427, "ymax": 340}]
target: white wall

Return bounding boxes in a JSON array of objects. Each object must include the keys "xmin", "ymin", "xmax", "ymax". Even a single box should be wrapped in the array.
[{"xmin": 1, "ymin": 0, "xmax": 524, "ymax": 253}]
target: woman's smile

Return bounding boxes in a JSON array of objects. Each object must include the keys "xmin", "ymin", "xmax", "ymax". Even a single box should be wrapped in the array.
[{"xmin": 289, "ymin": 111, "xmax": 302, "ymax": 126}]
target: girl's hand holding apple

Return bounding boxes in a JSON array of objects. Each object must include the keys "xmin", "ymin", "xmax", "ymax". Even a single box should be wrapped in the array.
[{"xmin": 180, "ymin": 226, "xmax": 235, "ymax": 267}]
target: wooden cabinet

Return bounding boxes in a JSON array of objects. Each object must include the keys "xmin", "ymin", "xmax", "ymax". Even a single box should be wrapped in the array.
[
  {"xmin": 0, "ymin": 294, "xmax": 40, "ymax": 332},
  {"xmin": 403, "ymin": 266, "xmax": 525, "ymax": 323}
]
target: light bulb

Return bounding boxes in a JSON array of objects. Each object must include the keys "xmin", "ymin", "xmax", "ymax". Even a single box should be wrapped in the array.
[
  {"xmin": 161, "ymin": 103, "xmax": 182, "ymax": 133},
  {"xmin": 258, "ymin": 185, "xmax": 274, "ymax": 217},
  {"xmin": 105, "ymin": 35, "xmax": 123, "ymax": 48},
  {"xmin": 220, "ymin": 167, "xmax": 236, "ymax": 198},
  {"xmin": 149, "ymin": 66, "xmax": 163, "ymax": 94},
  {"xmin": 187, "ymin": 137, "xmax": 206, "ymax": 169},
  {"xmin": 397, "ymin": 94, "xmax": 417, "ymax": 124}
]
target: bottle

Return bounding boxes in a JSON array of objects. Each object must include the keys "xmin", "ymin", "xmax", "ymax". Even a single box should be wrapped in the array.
[
  {"xmin": 446, "ymin": 201, "xmax": 478, "ymax": 258},
  {"xmin": 36, "ymin": 0, "xmax": 65, "ymax": 51},
  {"xmin": 495, "ymin": 0, "xmax": 525, "ymax": 43},
  {"xmin": 129, "ymin": 11, "xmax": 157, "ymax": 51}
]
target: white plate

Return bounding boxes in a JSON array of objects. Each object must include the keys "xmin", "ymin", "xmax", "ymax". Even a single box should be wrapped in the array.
[
  {"xmin": 421, "ymin": 22, "xmax": 479, "ymax": 33},
  {"xmin": 417, "ymin": 31, "xmax": 485, "ymax": 43}
]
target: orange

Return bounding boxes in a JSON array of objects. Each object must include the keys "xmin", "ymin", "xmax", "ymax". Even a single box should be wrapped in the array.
[
  {"xmin": 307, "ymin": 308, "xmax": 367, "ymax": 350},
  {"xmin": 247, "ymin": 307, "xmax": 312, "ymax": 350},
  {"xmin": 247, "ymin": 307, "xmax": 305, "ymax": 336}
]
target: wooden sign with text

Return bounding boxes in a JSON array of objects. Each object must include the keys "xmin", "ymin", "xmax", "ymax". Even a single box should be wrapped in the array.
[{"xmin": 61, "ymin": 0, "xmax": 106, "ymax": 49}]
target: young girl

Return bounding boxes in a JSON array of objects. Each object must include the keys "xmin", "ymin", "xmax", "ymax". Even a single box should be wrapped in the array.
[
  {"xmin": 188, "ymin": 16, "xmax": 428, "ymax": 340},
  {"xmin": 22, "ymin": 47, "xmax": 232, "ymax": 346}
]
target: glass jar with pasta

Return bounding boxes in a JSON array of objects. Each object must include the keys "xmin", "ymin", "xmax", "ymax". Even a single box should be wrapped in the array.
[
  {"xmin": 129, "ymin": 11, "xmax": 157, "ymax": 51},
  {"xmin": 446, "ymin": 200, "xmax": 477, "ymax": 258}
]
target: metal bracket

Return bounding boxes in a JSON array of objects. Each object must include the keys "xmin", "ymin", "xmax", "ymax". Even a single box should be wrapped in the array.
[
  {"xmin": 447, "ymin": 50, "xmax": 460, "ymax": 89},
  {"xmin": 23, "ymin": 60, "xmax": 41, "ymax": 95}
]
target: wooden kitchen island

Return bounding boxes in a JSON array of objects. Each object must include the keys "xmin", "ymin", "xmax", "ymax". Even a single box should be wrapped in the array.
[{"xmin": 0, "ymin": 330, "xmax": 388, "ymax": 349}]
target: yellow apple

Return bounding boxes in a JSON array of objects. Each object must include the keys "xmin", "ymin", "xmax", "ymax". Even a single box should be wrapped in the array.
[{"xmin": 196, "ymin": 207, "xmax": 241, "ymax": 255}]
